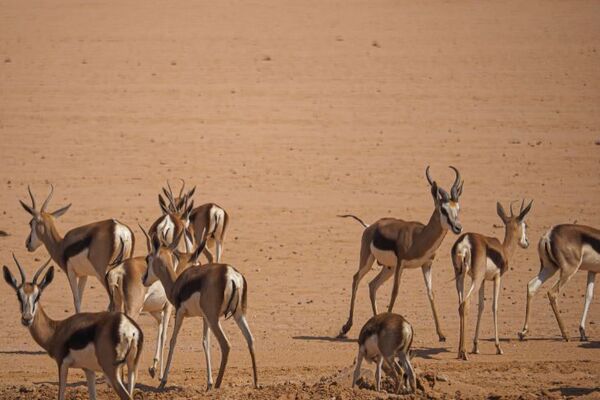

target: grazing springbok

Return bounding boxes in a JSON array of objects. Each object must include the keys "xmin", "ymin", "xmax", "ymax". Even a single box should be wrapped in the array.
[
  {"xmin": 338, "ymin": 166, "xmax": 464, "ymax": 339},
  {"xmin": 20, "ymin": 185, "xmax": 135, "ymax": 312},
  {"xmin": 452, "ymin": 200, "xmax": 533, "ymax": 360},
  {"xmin": 518, "ymin": 224, "xmax": 600, "ymax": 342},
  {"xmin": 140, "ymin": 227, "xmax": 257, "ymax": 390},
  {"xmin": 352, "ymin": 312, "xmax": 416, "ymax": 394},
  {"xmin": 106, "ymin": 239, "xmax": 203, "ymax": 380},
  {"xmin": 3, "ymin": 256, "xmax": 143, "ymax": 400}
]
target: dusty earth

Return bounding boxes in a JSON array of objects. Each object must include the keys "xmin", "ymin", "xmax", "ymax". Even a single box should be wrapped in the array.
[{"xmin": 1, "ymin": 0, "xmax": 599, "ymax": 398}]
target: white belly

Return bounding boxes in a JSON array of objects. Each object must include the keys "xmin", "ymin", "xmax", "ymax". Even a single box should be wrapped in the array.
[
  {"xmin": 363, "ymin": 334, "xmax": 381, "ymax": 362},
  {"xmin": 370, "ymin": 244, "xmax": 397, "ymax": 267},
  {"xmin": 181, "ymin": 292, "xmax": 205, "ymax": 317},
  {"xmin": 581, "ymin": 245, "xmax": 600, "ymax": 272},
  {"xmin": 68, "ymin": 250, "xmax": 97, "ymax": 277},
  {"xmin": 143, "ymin": 282, "xmax": 167, "ymax": 313},
  {"xmin": 484, "ymin": 258, "xmax": 500, "ymax": 280},
  {"xmin": 66, "ymin": 344, "xmax": 101, "ymax": 371}
]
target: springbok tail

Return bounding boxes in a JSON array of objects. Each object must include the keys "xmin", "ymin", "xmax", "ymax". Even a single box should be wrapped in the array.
[{"xmin": 337, "ymin": 214, "xmax": 369, "ymax": 228}]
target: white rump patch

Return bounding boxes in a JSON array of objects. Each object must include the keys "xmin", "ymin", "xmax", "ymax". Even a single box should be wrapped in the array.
[
  {"xmin": 114, "ymin": 221, "xmax": 134, "ymax": 261},
  {"xmin": 116, "ymin": 315, "xmax": 139, "ymax": 362},
  {"xmin": 222, "ymin": 267, "xmax": 244, "ymax": 315},
  {"xmin": 208, "ymin": 206, "xmax": 226, "ymax": 239}
]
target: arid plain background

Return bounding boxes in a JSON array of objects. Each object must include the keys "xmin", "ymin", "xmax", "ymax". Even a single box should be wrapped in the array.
[{"xmin": 0, "ymin": 1, "xmax": 599, "ymax": 398}]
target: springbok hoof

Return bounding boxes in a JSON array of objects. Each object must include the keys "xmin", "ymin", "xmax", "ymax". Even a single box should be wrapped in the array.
[
  {"xmin": 579, "ymin": 327, "xmax": 588, "ymax": 342},
  {"xmin": 471, "ymin": 347, "xmax": 480, "ymax": 355},
  {"xmin": 205, "ymin": 383, "xmax": 213, "ymax": 391},
  {"xmin": 158, "ymin": 380, "xmax": 167, "ymax": 391},
  {"xmin": 458, "ymin": 351, "xmax": 468, "ymax": 361},
  {"xmin": 518, "ymin": 331, "xmax": 527, "ymax": 341},
  {"xmin": 439, "ymin": 335, "xmax": 446, "ymax": 342},
  {"xmin": 148, "ymin": 367, "xmax": 156, "ymax": 379},
  {"xmin": 496, "ymin": 347, "xmax": 504, "ymax": 355}
]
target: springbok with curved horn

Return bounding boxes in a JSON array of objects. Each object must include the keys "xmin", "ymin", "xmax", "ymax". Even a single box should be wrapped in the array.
[
  {"xmin": 19, "ymin": 185, "xmax": 135, "ymax": 312},
  {"xmin": 3, "ymin": 255, "xmax": 143, "ymax": 400},
  {"xmin": 106, "ymin": 230, "xmax": 204, "ymax": 381},
  {"xmin": 519, "ymin": 223, "xmax": 600, "ymax": 342},
  {"xmin": 452, "ymin": 200, "xmax": 533, "ymax": 360},
  {"xmin": 149, "ymin": 191, "xmax": 194, "ymax": 253},
  {"xmin": 338, "ymin": 166, "xmax": 464, "ymax": 339},
  {"xmin": 140, "ymin": 226, "xmax": 258, "ymax": 391}
]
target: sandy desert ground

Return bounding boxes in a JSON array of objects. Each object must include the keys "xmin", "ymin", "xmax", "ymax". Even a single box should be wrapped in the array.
[{"xmin": 0, "ymin": 0, "xmax": 599, "ymax": 398}]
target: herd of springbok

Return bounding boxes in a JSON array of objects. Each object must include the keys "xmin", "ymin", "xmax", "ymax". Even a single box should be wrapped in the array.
[{"xmin": 3, "ymin": 167, "xmax": 599, "ymax": 398}]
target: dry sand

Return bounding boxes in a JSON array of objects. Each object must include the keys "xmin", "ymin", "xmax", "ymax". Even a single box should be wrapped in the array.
[{"xmin": 0, "ymin": 0, "xmax": 599, "ymax": 398}]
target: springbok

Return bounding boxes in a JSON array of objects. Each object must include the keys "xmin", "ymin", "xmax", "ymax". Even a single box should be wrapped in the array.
[
  {"xmin": 149, "ymin": 193, "xmax": 194, "ymax": 252},
  {"xmin": 140, "ymin": 227, "xmax": 258, "ymax": 390},
  {"xmin": 518, "ymin": 224, "xmax": 600, "ymax": 342},
  {"xmin": 106, "ymin": 238, "xmax": 203, "ymax": 380},
  {"xmin": 20, "ymin": 185, "xmax": 135, "ymax": 312},
  {"xmin": 338, "ymin": 166, "xmax": 464, "ymax": 339},
  {"xmin": 161, "ymin": 181, "xmax": 228, "ymax": 263},
  {"xmin": 352, "ymin": 312, "xmax": 416, "ymax": 394},
  {"xmin": 452, "ymin": 200, "xmax": 533, "ymax": 360},
  {"xmin": 3, "ymin": 256, "xmax": 143, "ymax": 400}
]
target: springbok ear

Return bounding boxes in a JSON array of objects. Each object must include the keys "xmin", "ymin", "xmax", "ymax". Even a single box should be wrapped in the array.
[
  {"xmin": 3, "ymin": 266, "xmax": 18, "ymax": 290},
  {"xmin": 496, "ymin": 202, "xmax": 509, "ymax": 223},
  {"xmin": 19, "ymin": 200, "xmax": 35, "ymax": 216},
  {"xmin": 38, "ymin": 266, "xmax": 54, "ymax": 291},
  {"xmin": 51, "ymin": 204, "xmax": 71, "ymax": 218},
  {"xmin": 518, "ymin": 200, "xmax": 533, "ymax": 222},
  {"xmin": 438, "ymin": 187, "xmax": 450, "ymax": 202},
  {"xmin": 151, "ymin": 234, "xmax": 161, "ymax": 254}
]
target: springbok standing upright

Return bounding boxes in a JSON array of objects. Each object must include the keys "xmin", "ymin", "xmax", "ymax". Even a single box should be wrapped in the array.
[
  {"xmin": 452, "ymin": 200, "xmax": 533, "ymax": 360},
  {"xmin": 3, "ymin": 256, "xmax": 143, "ymax": 400},
  {"xmin": 338, "ymin": 166, "xmax": 464, "ymax": 339},
  {"xmin": 20, "ymin": 185, "xmax": 135, "ymax": 312},
  {"xmin": 140, "ymin": 227, "xmax": 257, "ymax": 391},
  {"xmin": 106, "ymin": 239, "xmax": 204, "ymax": 381},
  {"xmin": 519, "ymin": 224, "xmax": 600, "ymax": 342},
  {"xmin": 149, "ymin": 192, "xmax": 194, "ymax": 252}
]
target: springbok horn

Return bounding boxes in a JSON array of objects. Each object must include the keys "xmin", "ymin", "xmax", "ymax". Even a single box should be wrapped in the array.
[
  {"xmin": 425, "ymin": 166, "xmax": 435, "ymax": 186},
  {"xmin": 139, "ymin": 224, "xmax": 152, "ymax": 253},
  {"xmin": 12, "ymin": 253, "xmax": 26, "ymax": 285},
  {"xmin": 40, "ymin": 184, "xmax": 54, "ymax": 213},
  {"xmin": 449, "ymin": 166, "xmax": 461, "ymax": 200},
  {"xmin": 27, "ymin": 185, "xmax": 36, "ymax": 210},
  {"xmin": 32, "ymin": 258, "xmax": 52, "ymax": 284}
]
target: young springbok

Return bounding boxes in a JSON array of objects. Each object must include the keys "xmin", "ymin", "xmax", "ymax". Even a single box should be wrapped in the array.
[
  {"xmin": 140, "ymin": 227, "xmax": 257, "ymax": 390},
  {"xmin": 518, "ymin": 224, "xmax": 600, "ymax": 342},
  {"xmin": 338, "ymin": 166, "xmax": 464, "ymax": 340},
  {"xmin": 3, "ymin": 255, "xmax": 143, "ymax": 400},
  {"xmin": 452, "ymin": 200, "xmax": 533, "ymax": 360},
  {"xmin": 106, "ymin": 240, "xmax": 203, "ymax": 380},
  {"xmin": 19, "ymin": 185, "xmax": 135, "ymax": 312},
  {"xmin": 352, "ymin": 312, "xmax": 416, "ymax": 394}
]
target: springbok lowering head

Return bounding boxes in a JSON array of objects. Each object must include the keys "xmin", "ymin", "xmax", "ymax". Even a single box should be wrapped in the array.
[
  {"xmin": 452, "ymin": 199, "xmax": 532, "ymax": 360},
  {"xmin": 4, "ymin": 255, "xmax": 143, "ymax": 400},
  {"xmin": 140, "ymin": 226, "xmax": 257, "ymax": 391},
  {"xmin": 352, "ymin": 313, "xmax": 416, "ymax": 394},
  {"xmin": 338, "ymin": 166, "xmax": 464, "ymax": 339},
  {"xmin": 20, "ymin": 185, "xmax": 135, "ymax": 312}
]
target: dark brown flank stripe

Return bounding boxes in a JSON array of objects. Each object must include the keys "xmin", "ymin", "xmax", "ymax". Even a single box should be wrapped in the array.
[
  {"xmin": 372, "ymin": 228, "xmax": 397, "ymax": 252},
  {"xmin": 581, "ymin": 233, "xmax": 600, "ymax": 254},
  {"xmin": 62, "ymin": 235, "xmax": 93, "ymax": 265},
  {"xmin": 176, "ymin": 276, "xmax": 205, "ymax": 309},
  {"xmin": 487, "ymin": 246, "xmax": 506, "ymax": 274}
]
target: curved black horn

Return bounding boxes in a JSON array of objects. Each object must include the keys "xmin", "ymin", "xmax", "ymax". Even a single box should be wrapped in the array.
[
  {"xmin": 41, "ymin": 184, "xmax": 54, "ymax": 213},
  {"xmin": 425, "ymin": 166, "xmax": 435, "ymax": 186},
  {"xmin": 139, "ymin": 224, "xmax": 152, "ymax": 253},
  {"xmin": 32, "ymin": 258, "xmax": 52, "ymax": 284},
  {"xmin": 449, "ymin": 166, "xmax": 461, "ymax": 200},
  {"xmin": 178, "ymin": 178, "xmax": 185, "ymax": 199},
  {"xmin": 27, "ymin": 185, "xmax": 36, "ymax": 210},
  {"xmin": 12, "ymin": 253, "xmax": 26, "ymax": 285}
]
